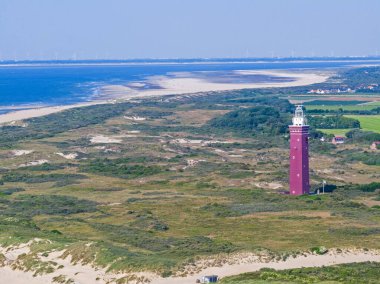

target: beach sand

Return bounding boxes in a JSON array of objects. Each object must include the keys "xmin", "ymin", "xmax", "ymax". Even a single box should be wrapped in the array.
[
  {"xmin": 0, "ymin": 70, "xmax": 328, "ymax": 124},
  {"xmin": 100, "ymin": 70, "xmax": 328, "ymax": 99}
]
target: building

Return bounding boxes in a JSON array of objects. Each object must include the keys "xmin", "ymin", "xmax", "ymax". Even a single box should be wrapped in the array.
[
  {"xmin": 289, "ymin": 105, "xmax": 310, "ymax": 195},
  {"xmin": 332, "ymin": 136, "xmax": 345, "ymax": 144},
  {"xmin": 370, "ymin": 141, "xmax": 380, "ymax": 150}
]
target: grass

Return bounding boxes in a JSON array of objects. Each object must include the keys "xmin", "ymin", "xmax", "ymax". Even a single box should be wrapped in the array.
[
  {"xmin": 306, "ymin": 101, "xmax": 380, "ymax": 111},
  {"xmin": 345, "ymin": 115, "xmax": 380, "ymax": 133}
]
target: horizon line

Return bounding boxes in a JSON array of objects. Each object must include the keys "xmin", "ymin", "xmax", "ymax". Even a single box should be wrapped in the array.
[{"xmin": 1, "ymin": 56, "xmax": 380, "ymax": 66}]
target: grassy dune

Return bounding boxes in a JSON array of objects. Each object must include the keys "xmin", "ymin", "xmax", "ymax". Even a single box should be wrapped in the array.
[
  {"xmin": 220, "ymin": 262, "xmax": 380, "ymax": 284},
  {"xmin": 0, "ymin": 90, "xmax": 379, "ymax": 275}
]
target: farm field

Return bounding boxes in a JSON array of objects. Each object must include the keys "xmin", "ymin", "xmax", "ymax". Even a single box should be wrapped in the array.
[
  {"xmin": 303, "ymin": 99, "xmax": 380, "ymax": 111},
  {"xmin": 345, "ymin": 115, "xmax": 380, "ymax": 133},
  {"xmin": 288, "ymin": 94, "xmax": 380, "ymax": 106},
  {"xmin": 306, "ymin": 102, "xmax": 380, "ymax": 111}
]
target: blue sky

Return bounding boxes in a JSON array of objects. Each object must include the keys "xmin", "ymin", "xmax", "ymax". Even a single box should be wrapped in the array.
[{"xmin": 0, "ymin": 0, "xmax": 379, "ymax": 60}]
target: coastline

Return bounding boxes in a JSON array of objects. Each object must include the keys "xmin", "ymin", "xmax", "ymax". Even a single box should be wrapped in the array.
[{"xmin": 0, "ymin": 69, "xmax": 328, "ymax": 124}]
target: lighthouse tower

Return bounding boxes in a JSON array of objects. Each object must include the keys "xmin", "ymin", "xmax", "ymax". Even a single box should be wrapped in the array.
[{"xmin": 289, "ymin": 105, "xmax": 310, "ymax": 195}]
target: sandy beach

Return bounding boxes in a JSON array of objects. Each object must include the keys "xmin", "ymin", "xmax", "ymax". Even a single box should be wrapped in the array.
[
  {"xmin": 0, "ymin": 69, "xmax": 328, "ymax": 124},
  {"xmin": 99, "ymin": 70, "xmax": 328, "ymax": 99}
]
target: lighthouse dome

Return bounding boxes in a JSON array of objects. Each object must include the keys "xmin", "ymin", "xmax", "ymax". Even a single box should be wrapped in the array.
[{"xmin": 292, "ymin": 105, "xmax": 307, "ymax": 126}]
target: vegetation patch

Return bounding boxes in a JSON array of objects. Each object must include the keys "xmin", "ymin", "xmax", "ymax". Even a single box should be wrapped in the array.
[
  {"xmin": 343, "ymin": 151, "xmax": 380, "ymax": 166},
  {"xmin": 220, "ymin": 262, "xmax": 380, "ymax": 284},
  {"xmin": 309, "ymin": 115, "xmax": 360, "ymax": 129},
  {"xmin": 0, "ymin": 102, "xmax": 134, "ymax": 147},
  {"xmin": 81, "ymin": 158, "xmax": 165, "ymax": 179},
  {"xmin": 208, "ymin": 105, "xmax": 291, "ymax": 135},
  {"xmin": 0, "ymin": 195, "xmax": 98, "ymax": 217},
  {"xmin": 0, "ymin": 187, "xmax": 25, "ymax": 196},
  {"xmin": 1, "ymin": 172, "xmax": 87, "ymax": 186}
]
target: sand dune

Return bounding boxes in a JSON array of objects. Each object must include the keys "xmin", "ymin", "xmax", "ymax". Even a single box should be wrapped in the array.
[{"xmin": 0, "ymin": 243, "xmax": 379, "ymax": 284}]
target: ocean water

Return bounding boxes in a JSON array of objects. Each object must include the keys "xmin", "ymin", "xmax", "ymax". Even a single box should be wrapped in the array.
[{"xmin": 0, "ymin": 59, "xmax": 378, "ymax": 112}]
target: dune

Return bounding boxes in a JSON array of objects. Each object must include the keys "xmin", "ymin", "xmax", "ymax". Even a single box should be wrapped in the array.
[{"xmin": 0, "ymin": 243, "xmax": 379, "ymax": 284}]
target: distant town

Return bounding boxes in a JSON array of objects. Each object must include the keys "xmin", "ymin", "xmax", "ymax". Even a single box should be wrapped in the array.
[{"xmin": 308, "ymin": 83, "xmax": 379, "ymax": 94}]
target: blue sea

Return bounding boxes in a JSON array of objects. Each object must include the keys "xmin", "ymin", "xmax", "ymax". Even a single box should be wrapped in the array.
[{"xmin": 0, "ymin": 59, "xmax": 379, "ymax": 114}]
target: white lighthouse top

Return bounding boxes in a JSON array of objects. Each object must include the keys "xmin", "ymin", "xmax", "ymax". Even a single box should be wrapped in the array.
[{"xmin": 292, "ymin": 105, "xmax": 307, "ymax": 126}]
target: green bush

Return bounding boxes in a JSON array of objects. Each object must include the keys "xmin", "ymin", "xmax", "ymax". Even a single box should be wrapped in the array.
[{"xmin": 310, "ymin": 246, "xmax": 328, "ymax": 255}]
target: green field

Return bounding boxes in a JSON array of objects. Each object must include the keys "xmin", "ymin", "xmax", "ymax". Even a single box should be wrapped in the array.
[
  {"xmin": 307, "ymin": 104, "xmax": 378, "ymax": 111},
  {"xmin": 306, "ymin": 101, "xmax": 380, "ymax": 111},
  {"xmin": 345, "ymin": 115, "xmax": 380, "ymax": 133}
]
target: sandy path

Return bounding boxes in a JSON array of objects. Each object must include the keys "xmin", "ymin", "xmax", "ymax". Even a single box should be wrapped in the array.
[
  {"xmin": 0, "ymin": 249, "xmax": 378, "ymax": 284},
  {"xmin": 0, "ymin": 70, "xmax": 328, "ymax": 124}
]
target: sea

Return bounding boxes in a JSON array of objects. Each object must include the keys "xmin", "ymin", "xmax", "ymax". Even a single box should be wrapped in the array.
[{"xmin": 0, "ymin": 58, "xmax": 379, "ymax": 114}]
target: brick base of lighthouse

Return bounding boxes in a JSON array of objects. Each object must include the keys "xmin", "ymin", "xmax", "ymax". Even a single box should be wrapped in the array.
[{"xmin": 289, "ymin": 125, "xmax": 310, "ymax": 195}]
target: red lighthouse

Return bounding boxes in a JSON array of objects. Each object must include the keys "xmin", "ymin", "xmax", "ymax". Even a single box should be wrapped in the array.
[{"xmin": 289, "ymin": 105, "xmax": 310, "ymax": 195}]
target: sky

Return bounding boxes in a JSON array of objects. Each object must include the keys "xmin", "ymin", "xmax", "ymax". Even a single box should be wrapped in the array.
[{"xmin": 0, "ymin": 0, "xmax": 379, "ymax": 60}]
